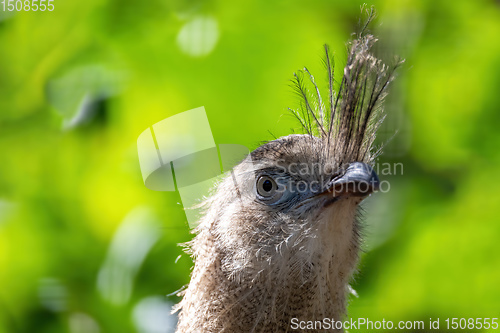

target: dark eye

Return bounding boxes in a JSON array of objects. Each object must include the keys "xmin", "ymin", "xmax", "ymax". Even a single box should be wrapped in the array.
[
  {"xmin": 256, "ymin": 176, "xmax": 277, "ymax": 197},
  {"xmin": 262, "ymin": 179, "xmax": 273, "ymax": 192}
]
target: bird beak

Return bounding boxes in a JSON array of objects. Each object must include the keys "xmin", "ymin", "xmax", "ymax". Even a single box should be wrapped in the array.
[{"xmin": 323, "ymin": 162, "xmax": 380, "ymax": 200}]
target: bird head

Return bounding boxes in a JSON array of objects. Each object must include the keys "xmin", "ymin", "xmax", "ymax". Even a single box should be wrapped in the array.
[
  {"xmin": 249, "ymin": 134, "xmax": 380, "ymax": 215},
  {"xmin": 193, "ymin": 32, "xmax": 401, "ymax": 281}
]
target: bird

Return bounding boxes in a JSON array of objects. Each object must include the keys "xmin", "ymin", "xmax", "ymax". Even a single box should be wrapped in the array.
[{"xmin": 174, "ymin": 12, "xmax": 402, "ymax": 333}]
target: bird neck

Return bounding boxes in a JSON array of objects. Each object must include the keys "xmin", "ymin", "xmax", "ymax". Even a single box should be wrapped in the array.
[{"xmin": 176, "ymin": 208, "xmax": 361, "ymax": 332}]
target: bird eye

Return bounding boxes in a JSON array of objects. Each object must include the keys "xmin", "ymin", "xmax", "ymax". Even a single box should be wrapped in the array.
[
  {"xmin": 255, "ymin": 175, "xmax": 288, "ymax": 204},
  {"xmin": 256, "ymin": 176, "xmax": 277, "ymax": 197}
]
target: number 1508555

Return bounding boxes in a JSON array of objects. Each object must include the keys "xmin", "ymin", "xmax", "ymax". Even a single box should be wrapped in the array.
[{"xmin": 1, "ymin": 0, "xmax": 54, "ymax": 11}]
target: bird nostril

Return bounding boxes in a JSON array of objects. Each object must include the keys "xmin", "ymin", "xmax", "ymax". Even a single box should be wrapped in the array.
[{"xmin": 330, "ymin": 173, "xmax": 342, "ymax": 183}]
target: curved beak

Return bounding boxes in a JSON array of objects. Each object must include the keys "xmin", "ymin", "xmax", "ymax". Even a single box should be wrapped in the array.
[
  {"xmin": 324, "ymin": 162, "xmax": 380, "ymax": 199},
  {"xmin": 295, "ymin": 162, "xmax": 380, "ymax": 210}
]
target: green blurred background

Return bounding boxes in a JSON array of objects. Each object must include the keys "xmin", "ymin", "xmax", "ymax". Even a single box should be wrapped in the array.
[{"xmin": 1, "ymin": 0, "xmax": 500, "ymax": 332}]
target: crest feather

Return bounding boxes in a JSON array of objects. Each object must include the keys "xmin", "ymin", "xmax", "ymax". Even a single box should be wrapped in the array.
[{"xmin": 289, "ymin": 6, "xmax": 403, "ymax": 165}]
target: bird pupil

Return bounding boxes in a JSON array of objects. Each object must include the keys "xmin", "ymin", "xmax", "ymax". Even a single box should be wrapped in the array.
[{"xmin": 262, "ymin": 180, "xmax": 273, "ymax": 192}]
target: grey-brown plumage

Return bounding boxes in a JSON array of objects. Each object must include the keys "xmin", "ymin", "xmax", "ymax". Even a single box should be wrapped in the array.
[{"xmin": 175, "ymin": 13, "xmax": 401, "ymax": 333}]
